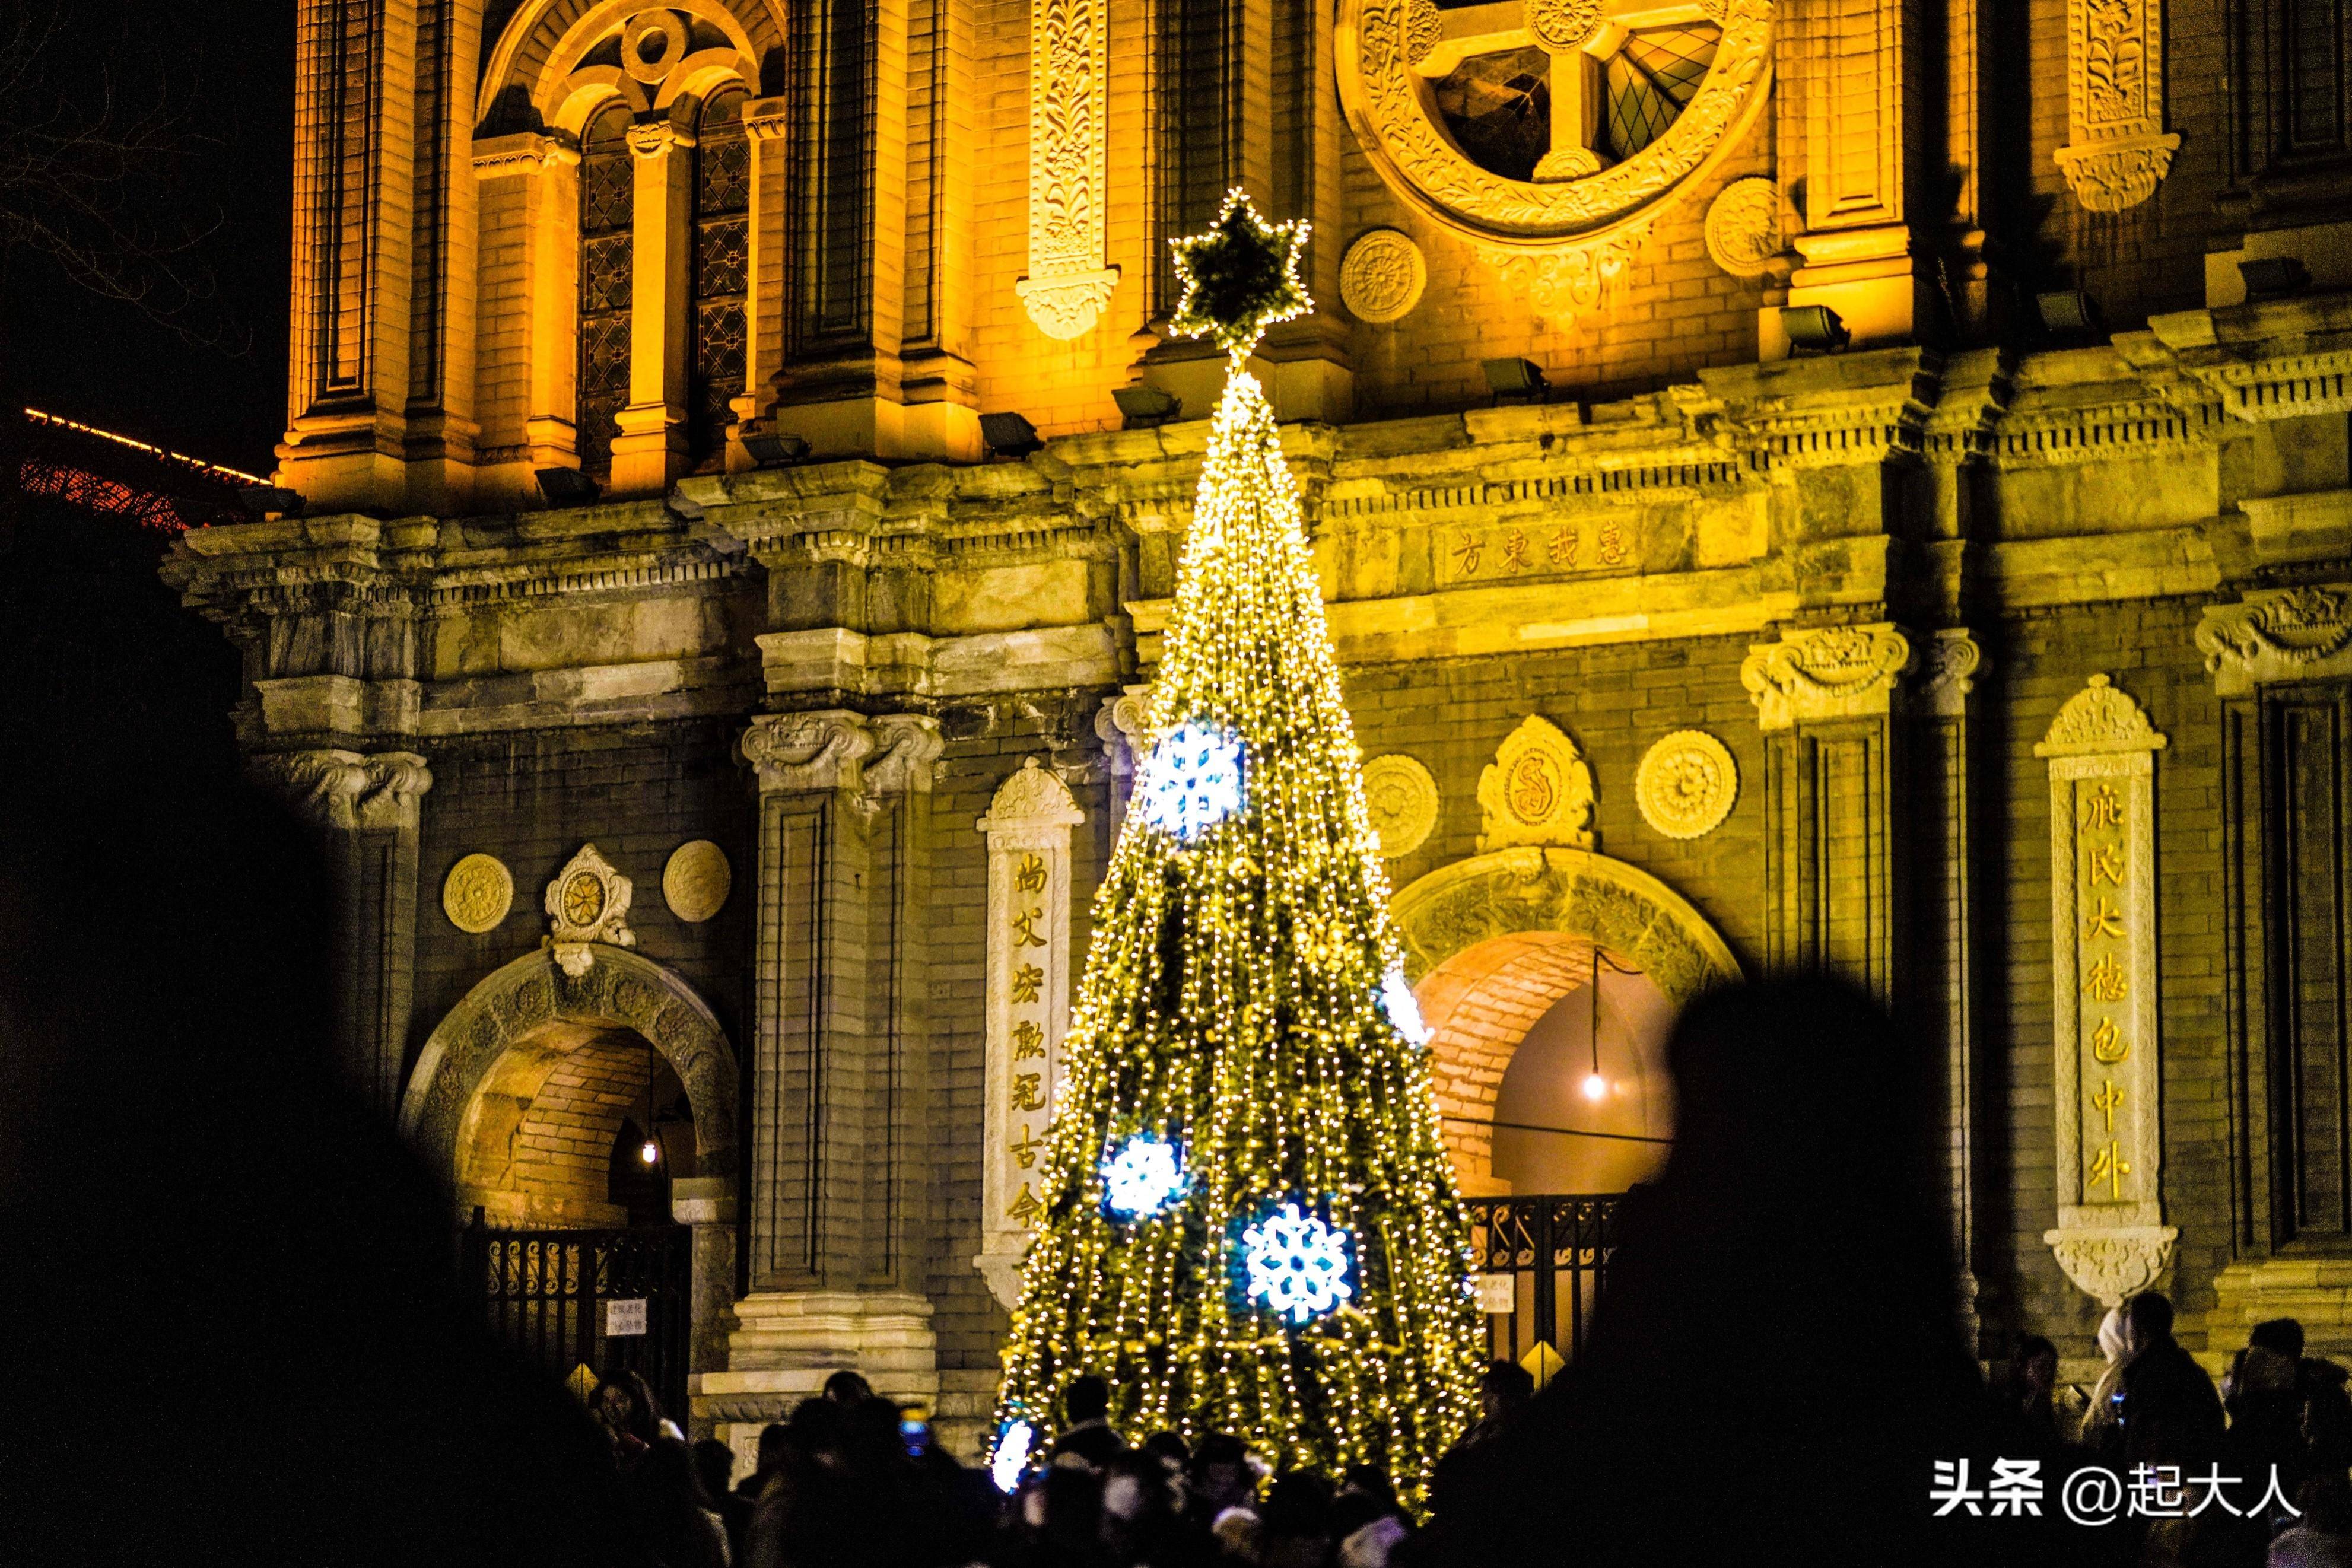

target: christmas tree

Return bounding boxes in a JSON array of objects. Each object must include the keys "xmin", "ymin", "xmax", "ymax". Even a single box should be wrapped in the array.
[{"xmin": 991, "ymin": 192, "xmax": 1482, "ymax": 1507}]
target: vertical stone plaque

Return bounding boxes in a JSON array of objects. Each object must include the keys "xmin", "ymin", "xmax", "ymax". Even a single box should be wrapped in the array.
[
  {"xmin": 974, "ymin": 759, "xmax": 1085, "ymax": 1307},
  {"xmin": 2038, "ymin": 675, "xmax": 2173, "ymax": 1306}
]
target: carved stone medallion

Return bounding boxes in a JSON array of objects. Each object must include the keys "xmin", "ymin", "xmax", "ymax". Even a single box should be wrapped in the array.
[
  {"xmin": 1362, "ymin": 753, "xmax": 1441, "ymax": 858},
  {"xmin": 662, "ymin": 841, "xmax": 733, "ymax": 924},
  {"xmin": 1339, "ymin": 230, "xmax": 1429, "ymax": 323},
  {"xmin": 1334, "ymin": 0, "xmax": 1776, "ymax": 252},
  {"xmin": 543, "ymin": 844, "xmax": 636, "ymax": 977},
  {"xmin": 443, "ymin": 853, "xmax": 514, "ymax": 934},
  {"xmin": 1702, "ymin": 177, "xmax": 1781, "ymax": 277},
  {"xmin": 1634, "ymin": 731, "xmax": 1738, "ymax": 839},
  {"xmin": 1476, "ymin": 716, "xmax": 1596, "ymax": 853}
]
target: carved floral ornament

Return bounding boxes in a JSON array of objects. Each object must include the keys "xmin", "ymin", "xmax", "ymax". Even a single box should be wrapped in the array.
[
  {"xmin": 1016, "ymin": 0, "xmax": 1118, "ymax": 338},
  {"xmin": 2194, "ymin": 584, "xmax": 2352, "ymax": 698},
  {"xmin": 1739, "ymin": 624, "xmax": 1915, "ymax": 731},
  {"xmin": 1363, "ymin": 753, "xmax": 1442, "ymax": 857},
  {"xmin": 2053, "ymin": 0, "xmax": 2179, "ymax": 211},
  {"xmin": 1334, "ymin": 0, "xmax": 1773, "ymax": 320},
  {"xmin": 544, "ymin": 844, "xmax": 636, "ymax": 977},
  {"xmin": 1633, "ymin": 730, "xmax": 1737, "ymax": 839}
]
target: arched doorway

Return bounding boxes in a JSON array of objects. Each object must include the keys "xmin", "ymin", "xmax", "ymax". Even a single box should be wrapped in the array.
[
  {"xmin": 400, "ymin": 949, "xmax": 740, "ymax": 1429},
  {"xmin": 1393, "ymin": 847, "xmax": 1738, "ymax": 1366}
]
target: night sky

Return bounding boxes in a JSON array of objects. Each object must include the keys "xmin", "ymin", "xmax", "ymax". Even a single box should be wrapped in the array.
[{"xmin": 7, "ymin": 3, "xmax": 295, "ymax": 476}]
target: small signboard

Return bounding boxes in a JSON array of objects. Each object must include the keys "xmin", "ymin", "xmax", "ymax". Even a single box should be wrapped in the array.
[
  {"xmin": 1473, "ymin": 1273, "xmax": 1516, "ymax": 1315},
  {"xmin": 603, "ymin": 1298, "xmax": 649, "ymax": 1337}
]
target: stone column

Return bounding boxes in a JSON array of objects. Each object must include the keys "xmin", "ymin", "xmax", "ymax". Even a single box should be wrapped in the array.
[
  {"xmin": 714, "ymin": 709, "xmax": 945, "ymax": 1427},
  {"xmin": 672, "ymin": 1175, "xmax": 740, "ymax": 1409},
  {"xmin": 1740, "ymin": 623, "xmax": 1915, "ymax": 1001},
  {"xmin": 2038, "ymin": 676, "xmax": 2175, "ymax": 1308},
  {"xmin": 972, "ymin": 759, "xmax": 1085, "ymax": 1307},
  {"xmin": 731, "ymin": 98, "xmax": 792, "ymax": 450},
  {"xmin": 612, "ymin": 120, "xmax": 694, "ymax": 495},
  {"xmin": 473, "ymin": 133, "xmax": 583, "ymax": 479},
  {"xmin": 1919, "ymin": 630, "xmax": 1985, "ymax": 1337},
  {"xmin": 249, "ymin": 748, "xmax": 434, "ymax": 1111}
]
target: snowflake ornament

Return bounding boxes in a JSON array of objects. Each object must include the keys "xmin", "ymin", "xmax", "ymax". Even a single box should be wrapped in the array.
[
  {"xmin": 990, "ymin": 1419, "xmax": 1035, "ymax": 1494},
  {"xmin": 1137, "ymin": 722, "xmax": 1245, "ymax": 840},
  {"xmin": 1242, "ymin": 1202, "xmax": 1355, "ymax": 1324},
  {"xmin": 1101, "ymin": 1135, "xmax": 1188, "ymax": 1220},
  {"xmin": 1381, "ymin": 967, "xmax": 1433, "ymax": 1047}
]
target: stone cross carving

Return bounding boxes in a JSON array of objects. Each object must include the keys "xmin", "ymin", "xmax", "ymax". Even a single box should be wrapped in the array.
[{"xmin": 1412, "ymin": 0, "xmax": 1714, "ymax": 181}]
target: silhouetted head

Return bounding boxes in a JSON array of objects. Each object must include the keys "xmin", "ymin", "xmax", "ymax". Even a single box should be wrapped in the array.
[
  {"xmin": 2126, "ymin": 1292, "xmax": 2175, "ymax": 1351},
  {"xmin": 1063, "ymin": 1372, "xmax": 1111, "ymax": 1424},
  {"xmin": 1478, "ymin": 1359, "xmax": 1534, "ymax": 1422},
  {"xmin": 2252, "ymin": 1318, "xmax": 2306, "ymax": 1362},
  {"xmin": 821, "ymin": 1369, "xmax": 873, "ymax": 1405}
]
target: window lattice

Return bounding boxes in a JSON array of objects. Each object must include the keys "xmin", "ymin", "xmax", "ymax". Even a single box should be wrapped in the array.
[
  {"xmin": 576, "ymin": 104, "xmax": 634, "ymax": 484},
  {"xmin": 1601, "ymin": 27, "xmax": 1719, "ymax": 161},
  {"xmin": 691, "ymin": 91, "xmax": 751, "ymax": 467}
]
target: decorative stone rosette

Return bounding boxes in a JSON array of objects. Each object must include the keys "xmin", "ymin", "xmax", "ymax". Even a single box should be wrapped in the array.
[
  {"xmin": 1362, "ymin": 753, "xmax": 1441, "ymax": 857},
  {"xmin": 443, "ymin": 853, "xmax": 515, "ymax": 933},
  {"xmin": 663, "ymin": 841, "xmax": 733, "ymax": 924},
  {"xmin": 1339, "ymin": 230, "xmax": 1428, "ymax": 323},
  {"xmin": 1635, "ymin": 731, "xmax": 1738, "ymax": 839}
]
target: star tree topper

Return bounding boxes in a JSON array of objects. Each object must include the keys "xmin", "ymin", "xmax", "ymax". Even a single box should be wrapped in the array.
[{"xmin": 1168, "ymin": 189, "xmax": 1311, "ymax": 359}]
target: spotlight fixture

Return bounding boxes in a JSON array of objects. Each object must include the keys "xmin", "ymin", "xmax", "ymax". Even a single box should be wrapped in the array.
[
  {"xmin": 2238, "ymin": 256, "xmax": 2312, "ymax": 301},
  {"xmin": 979, "ymin": 411, "xmax": 1044, "ymax": 459},
  {"xmin": 1113, "ymin": 384, "xmax": 1183, "ymax": 429},
  {"xmin": 1778, "ymin": 304, "xmax": 1851, "ymax": 354},
  {"xmin": 2032, "ymin": 290, "xmax": 2102, "ymax": 335},
  {"xmin": 534, "ymin": 466, "xmax": 602, "ymax": 506},
  {"xmin": 239, "ymin": 485, "xmax": 304, "ymax": 519},
  {"xmin": 1480, "ymin": 357, "xmax": 1550, "ymax": 405},
  {"xmin": 740, "ymin": 427, "xmax": 811, "ymax": 466}
]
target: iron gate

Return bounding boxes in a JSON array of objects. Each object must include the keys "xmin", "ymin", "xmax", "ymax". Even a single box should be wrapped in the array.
[
  {"xmin": 462, "ymin": 1210, "xmax": 692, "ymax": 1426},
  {"xmin": 1464, "ymin": 1194, "xmax": 1622, "ymax": 1371}
]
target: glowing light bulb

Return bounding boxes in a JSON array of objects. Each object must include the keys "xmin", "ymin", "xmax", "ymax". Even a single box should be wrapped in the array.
[
  {"xmin": 640, "ymin": 1138, "xmax": 660, "ymax": 1165},
  {"xmin": 1581, "ymin": 1073, "xmax": 1607, "ymax": 1102},
  {"xmin": 991, "ymin": 1420, "xmax": 1035, "ymax": 1493}
]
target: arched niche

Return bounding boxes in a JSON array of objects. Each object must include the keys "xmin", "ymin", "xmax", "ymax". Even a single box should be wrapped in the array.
[
  {"xmin": 1391, "ymin": 846, "xmax": 1740, "ymax": 1192},
  {"xmin": 399, "ymin": 947, "xmax": 740, "ymax": 1208}
]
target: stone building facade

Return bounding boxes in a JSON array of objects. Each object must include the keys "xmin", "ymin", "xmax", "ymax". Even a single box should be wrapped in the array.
[{"xmin": 169, "ymin": 0, "xmax": 2352, "ymax": 1453}]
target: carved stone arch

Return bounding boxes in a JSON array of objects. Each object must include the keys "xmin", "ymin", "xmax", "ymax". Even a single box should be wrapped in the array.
[
  {"xmin": 399, "ymin": 946, "xmax": 741, "ymax": 1188},
  {"xmin": 485, "ymin": 0, "xmax": 783, "ymax": 131},
  {"xmin": 1391, "ymin": 847, "xmax": 1740, "ymax": 1191}
]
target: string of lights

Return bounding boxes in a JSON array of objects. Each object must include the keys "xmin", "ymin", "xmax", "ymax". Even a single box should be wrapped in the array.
[{"xmin": 990, "ymin": 192, "xmax": 1482, "ymax": 1512}]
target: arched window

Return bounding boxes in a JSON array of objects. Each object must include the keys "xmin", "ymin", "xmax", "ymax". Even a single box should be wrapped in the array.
[
  {"xmin": 691, "ymin": 89, "xmax": 751, "ymax": 467},
  {"xmin": 577, "ymin": 103, "xmax": 634, "ymax": 484}
]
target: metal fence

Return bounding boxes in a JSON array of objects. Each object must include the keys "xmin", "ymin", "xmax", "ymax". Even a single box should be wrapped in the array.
[
  {"xmin": 1463, "ymin": 1194, "xmax": 1623, "ymax": 1372},
  {"xmin": 462, "ymin": 1211, "xmax": 691, "ymax": 1424}
]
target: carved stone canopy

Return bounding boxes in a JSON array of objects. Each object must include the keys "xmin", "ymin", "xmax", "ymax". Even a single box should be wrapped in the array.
[
  {"xmin": 741, "ymin": 710, "xmax": 945, "ymax": 797},
  {"xmin": 1476, "ymin": 715, "xmax": 1596, "ymax": 853},
  {"xmin": 250, "ymin": 748, "xmax": 434, "ymax": 831},
  {"xmin": 978, "ymin": 757, "xmax": 1086, "ymax": 834},
  {"xmin": 2034, "ymin": 673, "xmax": 2169, "ymax": 758},
  {"xmin": 543, "ymin": 844, "xmax": 635, "ymax": 977}
]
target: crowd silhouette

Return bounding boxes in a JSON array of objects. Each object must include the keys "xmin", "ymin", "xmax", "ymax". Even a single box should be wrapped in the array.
[{"xmin": 4, "ymin": 700, "xmax": 2340, "ymax": 1566}]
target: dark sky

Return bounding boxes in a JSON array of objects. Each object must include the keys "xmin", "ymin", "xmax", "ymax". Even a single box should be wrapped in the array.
[{"xmin": 7, "ymin": 3, "xmax": 295, "ymax": 476}]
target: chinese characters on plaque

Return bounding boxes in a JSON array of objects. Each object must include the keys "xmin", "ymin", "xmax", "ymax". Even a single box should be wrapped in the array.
[
  {"xmin": 974, "ymin": 759, "xmax": 1085, "ymax": 1307},
  {"xmin": 2036, "ymin": 675, "xmax": 2174, "ymax": 1307}
]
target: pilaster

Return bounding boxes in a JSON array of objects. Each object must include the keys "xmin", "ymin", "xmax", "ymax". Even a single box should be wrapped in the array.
[
  {"xmin": 612, "ymin": 120, "xmax": 695, "ymax": 496},
  {"xmin": 248, "ymin": 747, "xmax": 434, "ymax": 1111},
  {"xmin": 1919, "ymin": 629, "xmax": 1985, "ymax": 1340},
  {"xmin": 472, "ymin": 133, "xmax": 583, "ymax": 501},
  {"xmin": 1741, "ymin": 622, "xmax": 1915, "ymax": 1001}
]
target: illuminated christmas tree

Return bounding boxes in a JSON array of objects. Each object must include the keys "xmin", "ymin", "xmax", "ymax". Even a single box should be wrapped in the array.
[{"xmin": 991, "ymin": 192, "xmax": 1482, "ymax": 1507}]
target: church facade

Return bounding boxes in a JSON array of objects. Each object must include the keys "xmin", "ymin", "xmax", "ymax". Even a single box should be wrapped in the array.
[{"xmin": 168, "ymin": 0, "xmax": 2352, "ymax": 1455}]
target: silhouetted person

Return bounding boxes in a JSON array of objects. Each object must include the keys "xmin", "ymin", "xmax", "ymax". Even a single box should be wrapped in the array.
[
  {"xmin": 1454, "ymin": 1360, "xmax": 1533, "ymax": 1450},
  {"xmin": 0, "ymin": 739, "xmax": 638, "ymax": 1563},
  {"xmin": 1415, "ymin": 975, "xmax": 1994, "ymax": 1567},
  {"xmin": 1187, "ymin": 1433, "xmax": 1260, "ymax": 1531},
  {"xmin": 1050, "ymin": 1374, "xmax": 1127, "ymax": 1468},
  {"xmin": 2000, "ymin": 1335, "xmax": 2064, "ymax": 1457},
  {"xmin": 596, "ymin": 1370, "xmax": 665, "ymax": 1467},
  {"xmin": 629, "ymin": 1437, "xmax": 730, "ymax": 1568},
  {"xmin": 738, "ymin": 1423, "xmax": 791, "ymax": 1505},
  {"xmin": 696, "ymin": 1438, "xmax": 754, "ymax": 1561}
]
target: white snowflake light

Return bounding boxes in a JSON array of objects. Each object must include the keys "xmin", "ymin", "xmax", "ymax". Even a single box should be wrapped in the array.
[
  {"xmin": 1381, "ymin": 967, "xmax": 1432, "ymax": 1047},
  {"xmin": 990, "ymin": 1419, "xmax": 1035, "ymax": 1493},
  {"xmin": 1241, "ymin": 1202, "xmax": 1355, "ymax": 1324},
  {"xmin": 1137, "ymin": 721, "xmax": 1245, "ymax": 840},
  {"xmin": 1101, "ymin": 1135, "xmax": 1188, "ymax": 1220}
]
